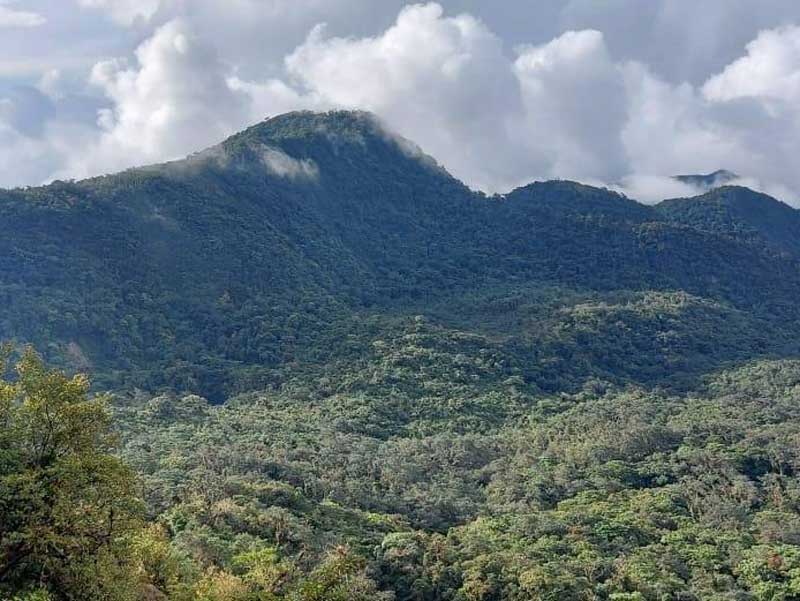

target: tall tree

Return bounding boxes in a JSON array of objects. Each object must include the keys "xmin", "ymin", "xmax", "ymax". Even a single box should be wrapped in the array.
[{"xmin": 0, "ymin": 347, "xmax": 143, "ymax": 600}]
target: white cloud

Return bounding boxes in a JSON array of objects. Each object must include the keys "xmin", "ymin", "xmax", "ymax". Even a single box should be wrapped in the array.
[
  {"xmin": 611, "ymin": 175, "xmax": 701, "ymax": 205},
  {"xmin": 71, "ymin": 0, "xmax": 800, "ymax": 87},
  {"xmin": 696, "ymin": 26, "xmax": 800, "ymax": 205},
  {"xmin": 0, "ymin": 4, "xmax": 46, "ymax": 28},
  {"xmin": 0, "ymin": 116, "xmax": 98, "ymax": 188},
  {"xmin": 227, "ymin": 76, "xmax": 315, "ymax": 121},
  {"xmin": 0, "ymin": 121, "xmax": 55, "ymax": 186},
  {"xmin": 77, "ymin": 0, "xmax": 161, "ymax": 26},
  {"xmin": 37, "ymin": 69, "xmax": 64, "ymax": 98},
  {"xmin": 3, "ymin": 1, "xmax": 800, "ymax": 208},
  {"xmin": 513, "ymin": 30, "xmax": 628, "ymax": 182},
  {"xmin": 278, "ymin": 11, "xmax": 769, "ymax": 196},
  {"xmin": 262, "ymin": 147, "xmax": 319, "ymax": 180},
  {"xmin": 703, "ymin": 25, "xmax": 800, "ymax": 104},
  {"xmin": 61, "ymin": 18, "xmax": 250, "ymax": 178},
  {"xmin": 620, "ymin": 62, "xmax": 746, "ymax": 180},
  {"xmin": 285, "ymin": 3, "xmax": 526, "ymax": 192},
  {"xmin": 556, "ymin": 0, "xmax": 799, "ymax": 84},
  {"xmin": 233, "ymin": 6, "xmax": 800, "ymax": 202}
]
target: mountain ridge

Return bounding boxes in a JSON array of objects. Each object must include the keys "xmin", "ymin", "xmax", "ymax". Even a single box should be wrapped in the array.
[
  {"xmin": 674, "ymin": 168, "xmax": 740, "ymax": 191},
  {"xmin": 656, "ymin": 185, "xmax": 800, "ymax": 257},
  {"xmin": 2, "ymin": 110, "xmax": 800, "ymax": 399}
]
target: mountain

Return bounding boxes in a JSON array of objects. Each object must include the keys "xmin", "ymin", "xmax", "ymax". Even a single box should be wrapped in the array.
[
  {"xmin": 8, "ymin": 110, "xmax": 800, "ymax": 601},
  {"xmin": 657, "ymin": 185, "xmax": 800, "ymax": 258},
  {"xmin": 2, "ymin": 110, "xmax": 800, "ymax": 399},
  {"xmin": 674, "ymin": 168, "xmax": 739, "ymax": 190}
]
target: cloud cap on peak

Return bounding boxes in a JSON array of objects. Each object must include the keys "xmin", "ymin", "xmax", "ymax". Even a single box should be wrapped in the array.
[{"xmin": 3, "ymin": 1, "xmax": 800, "ymax": 206}]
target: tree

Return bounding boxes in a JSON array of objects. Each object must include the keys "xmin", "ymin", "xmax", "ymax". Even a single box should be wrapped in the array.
[
  {"xmin": 0, "ymin": 347, "xmax": 143, "ymax": 600},
  {"xmin": 289, "ymin": 546, "xmax": 392, "ymax": 601}
]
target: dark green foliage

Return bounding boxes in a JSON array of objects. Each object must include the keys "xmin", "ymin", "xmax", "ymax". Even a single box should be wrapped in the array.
[
  {"xmin": 3, "ymin": 111, "xmax": 800, "ymax": 399},
  {"xmin": 6, "ymin": 111, "xmax": 800, "ymax": 599},
  {"xmin": 657, "ymin": 185, "xmax": 800, "ymax": 258}
]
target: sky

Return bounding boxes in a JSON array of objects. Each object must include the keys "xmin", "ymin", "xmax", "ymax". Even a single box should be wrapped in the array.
[{"xmin": 3, "ymin": 0, "xmax": 800, "ymax": 204}]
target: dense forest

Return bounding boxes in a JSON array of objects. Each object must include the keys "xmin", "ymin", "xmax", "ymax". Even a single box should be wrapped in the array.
[{"xmin": 4, "ymin": 111, "xmax": 800, "ymax": 599}]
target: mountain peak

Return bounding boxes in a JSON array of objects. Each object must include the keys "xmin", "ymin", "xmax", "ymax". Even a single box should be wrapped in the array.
[
  {"xmin": 657, "ymin": 185, "xmax": 800, "ymax": 256},
  {"xmin": 677, "ymin": 184, "xmax": 790, "ymax": 209},
  {"xmin": 224, "ymin": 110, "xmax": 426, "ymax": 156},
  {"xmin": 505, "ymin": 180, "xmax": 653, "ymax": 222},
  {"xmin": 674, "ymin": 169, "xmax": 739, "ymax": 191},
  {"xmin": 211, "ymin": 110, "xmax": 449, "ymax": 180},
  {"xmin": 242, "ymin": 110, "xmax": 384, "ymax": 142}
]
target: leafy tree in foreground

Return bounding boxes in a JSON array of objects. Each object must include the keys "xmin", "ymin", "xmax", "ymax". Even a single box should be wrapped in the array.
[
  {"xmin": 0, "ymin": 347, "xmax": 395, "ymax": 600},
  {"xmin": 0, "ymin": 346, "xmax": 143, "ymax": 600}
]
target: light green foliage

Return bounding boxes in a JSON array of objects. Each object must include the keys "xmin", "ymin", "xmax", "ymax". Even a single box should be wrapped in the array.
[
  {"xmin": 0, "ymin": 349, "xmax": 142, "ymax": 600},
  {"xmin": 0, "ymin": 352, "xmax": 393, "ymax": 601},
  {"xmin": 101, "ymin": 356, "xmax": 800, "ymax": 600},
  {"xmin": 737, "ymin": 545, "xmax": 800, "ymax": 600}
]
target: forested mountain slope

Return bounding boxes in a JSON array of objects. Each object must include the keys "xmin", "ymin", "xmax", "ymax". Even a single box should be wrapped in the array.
[
  {"xmin": 2, "ymin": 111, "xmax": 800, "ymax": 400},
  {"xmin": 6, "ymin": 111, "xmax": 800, "ymax": 600},
  {"xmin": 657, "ymin": 186, "xmax": 800, "ymax": 258}
]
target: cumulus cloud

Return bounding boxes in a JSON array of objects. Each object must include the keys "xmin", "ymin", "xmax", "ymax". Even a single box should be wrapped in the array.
[
  {"xmin": 513, "ymin": 29, "xmax": 628, "ymax": 182},
  {"xmin": 0, "ymin": 3, "xmax": 46, "ymax": 28},
  {"xmin": 703, "ymin": 25, "xmax": 800, "ymax": 104},
  {"xmin": 285, "ymin": 3, "xmax": 526, "ymax": 191},
  {"xmin": 228, "ymin": 76, "xmax": 314, "ymax": 120},
  {"xmin": 611, "ymin": 176, "xmax": 701, "ymax": 205},
  {"xmin": 3, "ymin": 1, "xmax": 800, "ymax": 207},
  {"xmin": 73, "ymin": 0, "xmax": 800, "ymax": 87},
  {"xmin": 697, "ymin": 26, "xmax": 800, "ymax": 204},
  {"xmin": 61, "ymin": 18, "xmax": 251, "ymax": 178},
  {"xmin": 619, "ymin": 63, "xmax": 747, "ymax": 181},
  {"xmin": 0, "ymin": 115, "xmax": 97, "ymax": 189},
  {"xmin": 279, "ymin": 8, "xmax": 800, "ymax": 201},
  {"xmin": 556, "ymin": 0, "xmax": 800, "ymax": 84},
  {"xmin": 0, "ymin": 122, "xmax": 57, "ymax": 187}
]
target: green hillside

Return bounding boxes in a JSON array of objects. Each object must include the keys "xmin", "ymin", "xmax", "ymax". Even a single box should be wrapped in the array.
[
  {"xmin": 657, "ymin": 186, "xmax": 800, "ymax": 258},
  {"xmin": 2, "ymin": 111, "xmax": 800, "ymax": 399},
  {"xmin": 5, "ymin": 111, "xmax": 800, "ymax": 600}
]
